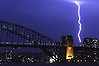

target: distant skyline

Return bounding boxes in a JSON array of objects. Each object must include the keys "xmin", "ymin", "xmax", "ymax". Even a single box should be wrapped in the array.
[{"xmin": 0, "ymin": 0, "xmax": 99, "ymax": 45}]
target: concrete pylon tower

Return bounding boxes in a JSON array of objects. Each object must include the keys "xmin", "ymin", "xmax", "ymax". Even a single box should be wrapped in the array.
[
  {"xmin": 66, "ymin": 35, "xmax": 74, "ymax": 60},
  {"xmin": 60, "ymin": 35, "xmax": 74, "ymax": 61}
]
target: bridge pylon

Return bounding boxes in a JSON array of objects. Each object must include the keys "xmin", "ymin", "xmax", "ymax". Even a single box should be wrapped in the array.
[{"xmin": 59, "ymin": 35, "xmax": 74, "ymax": 62}]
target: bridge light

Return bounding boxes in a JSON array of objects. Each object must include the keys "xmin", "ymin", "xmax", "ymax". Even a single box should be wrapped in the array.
[
  {"xmin": 52, "ymin": 56, "xmax": 55, "ymax": 59},
  {"xmin": 49, "ymin": 58, "xmax": 55, "ymax": 63},
  {"xmin": 22, "ymin": 60, "xmax": 25, "ymax": 62},
  {"xmin": 27, "ymin": 35, "xmax": 29, "ymax": 37},
  {"xmin": 6, "ymin": 51, "xmax": 8, "ymax": 52},
  {"xmin": 31, "ymin": 61, "xmax": 34, "ymax": 62},
  {"xmin": 18, "ymin": 47, "xmax": 20, "ymax": 49},
  {"xmin": 9, "ymin": 28, "xmax": 12, "ymax": 30},
  {"xmin": 3, "ymin": 26, "xmax": 6, "ymax": 28},
  {"xmin": 18, "ymin": 55, "xmax": 21, "ymax": 57},
  {"xmin": 56, "ymin": 55, "xmax": 58, "ymax": 58}
]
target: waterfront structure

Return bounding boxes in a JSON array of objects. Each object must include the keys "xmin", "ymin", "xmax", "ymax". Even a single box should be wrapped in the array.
[{"xmin": 83, "ymin": 38, "xmax": 99, "ymax": 48}]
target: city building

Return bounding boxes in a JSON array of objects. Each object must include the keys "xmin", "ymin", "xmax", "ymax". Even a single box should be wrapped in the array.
[
  {"xmin": 82, "ymin": 38, "xmax": 99, "ymax": 48},
  {"xmin": 73, "ymin": 47, "xmax": 99, "ymax": 63},
  {"xmin": 1, "ymin": 37, "xmax": 99, "ymax": 64}
]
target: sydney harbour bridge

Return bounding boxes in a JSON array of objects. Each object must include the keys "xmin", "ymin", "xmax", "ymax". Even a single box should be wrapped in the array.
[{"xmin": 0, "ymin": 20, "xmax": 68, "ymax": 64}]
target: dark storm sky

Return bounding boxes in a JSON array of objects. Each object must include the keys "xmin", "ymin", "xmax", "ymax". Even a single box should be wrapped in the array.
[{"xmin": 0, "ymin": 0, "xmax": 99, "ymax": 45}]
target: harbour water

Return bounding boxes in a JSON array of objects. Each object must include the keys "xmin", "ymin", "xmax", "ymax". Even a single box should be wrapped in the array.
[{"xmin": 1, "ymin": 63, "xmax": 99, "ymax": 66}]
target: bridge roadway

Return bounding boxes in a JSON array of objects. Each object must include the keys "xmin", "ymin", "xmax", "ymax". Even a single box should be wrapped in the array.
[{"xmin": 0, "ymin": 43, "xmax": 66, "ymax": 48}]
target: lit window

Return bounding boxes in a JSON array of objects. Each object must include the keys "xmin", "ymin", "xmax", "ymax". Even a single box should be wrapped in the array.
[
  {"xmin": 68, "ymin": 60, "xmax": 70, "ymax": 62},
  {"xmin": 73, "ymin": 60, "xmax": 75, "ymax": 62},
  {"xmin": 77, "ymin": 60, "xmax": 79, "ymax": 62},
  {"xmin": 80, "ymin": 60, "xmax": 82, "ymax": 62},
  {"xmin": 94, "ymin": 53, "xmax": 96, "ymax": 55},
  {"xmin": 95, "ymin": 57, "xmax": 97, "ymax": 59},
  {"xmin": 87, "ymin": 55, "xmax": 89, "ymax": 57},
  {"xmin": 94, "ymin": 60, "xmax": 96, "ymax": 62},
  {"xmin": 84, "ymin": 60, "xmax": 86, "ymax": 62}
]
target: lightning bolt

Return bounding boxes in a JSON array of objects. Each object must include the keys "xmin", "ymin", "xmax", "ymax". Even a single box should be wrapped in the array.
[{"xmin": 75, "ymin": 1, "xmax": 82, "ymax": 43}]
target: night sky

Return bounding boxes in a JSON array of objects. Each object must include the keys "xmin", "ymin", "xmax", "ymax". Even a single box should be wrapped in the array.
[{"xmin": 0, "ymin": 0, "xmax": 99, "ymax": 45}]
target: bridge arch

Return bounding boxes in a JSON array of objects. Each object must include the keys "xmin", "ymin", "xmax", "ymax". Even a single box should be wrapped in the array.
[
  {"xmin": 0, "ymin": 20, "xmax": 62, "ymax": 61},
  {"xmin": 0, "ymin": 20, "xmax": 60, "ymax": 46}
]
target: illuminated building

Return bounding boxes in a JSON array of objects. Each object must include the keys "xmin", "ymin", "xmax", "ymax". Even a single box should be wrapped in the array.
[
  {"xmin": 60, "ymin": 37, "xmax": 99, "ymax": 63},
  {"xmin": 71, "ymin": 38, "xmax": 99, "ymax": 63},
  {"xmin": 83, "ymin": 38, "xmax": 99, "ymax": 48},
  {"xmin": 73, "ymin": 47, "xmax": 99, "ymax": 63}
]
